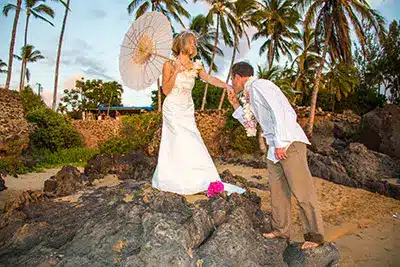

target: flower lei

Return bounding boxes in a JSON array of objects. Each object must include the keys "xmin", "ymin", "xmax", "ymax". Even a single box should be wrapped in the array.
[
  {"xmin": 169, "ymin": 56, "xmax": 202, "ymax": 77},
  {"xmin": 240, "ymin": 76, "xmax": 258, "ymax": 137}
]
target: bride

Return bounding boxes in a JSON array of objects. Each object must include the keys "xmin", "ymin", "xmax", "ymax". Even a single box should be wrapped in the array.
[{"xmin": 152, "ymin": 31, "xmax": 245, "ymax": 196}]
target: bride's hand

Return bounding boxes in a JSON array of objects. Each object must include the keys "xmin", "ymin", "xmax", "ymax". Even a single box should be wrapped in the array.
[{"xmin": 173, "ymin": 58, "xmax": 183, "ymax": 73}]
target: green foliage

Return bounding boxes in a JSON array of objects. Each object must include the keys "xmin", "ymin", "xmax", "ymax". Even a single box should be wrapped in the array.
[
  {"xmin": 20, "ymin": 86, "xmax": 47, "ymax": 114},
  {"xmin": 224, "ymin": 111, "xmax": 259, "ymax": 154},
  {"xmin": 322, "ymin": 62, "xmax": 359, "ymax": 102},
  {"xmin": 99, "ymin": 137, "xmax": 135, "ymax": 155},
  {"xmin": 58, "ymin": 79, "xmax": 124, "ymax": 117},
  {"xmin": 0, "ymin": 148, "xmax": 99, "ymax": 174},
  {"xmin": 99, "ymin": 113, "xmax": 162, "ymax": 155},
  {"xmin": 33, "ymin": 148, "xmax": 99, "ymax": 169},
  {"xmin": 380, "ymin": 20, "xmax": 400, "ymax": 104},
  {"xmin": 26, "ymin": 107, "xmax": 83, "ymax": 152},
  {"xmin": 0, "ymin": 156, "xmax": 31, "ymax": 174}
]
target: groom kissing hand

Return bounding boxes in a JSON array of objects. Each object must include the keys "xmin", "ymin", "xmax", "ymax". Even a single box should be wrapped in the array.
[{"xmin": 226, "ymin": 61, "xmax": 325, "ymax": 250}]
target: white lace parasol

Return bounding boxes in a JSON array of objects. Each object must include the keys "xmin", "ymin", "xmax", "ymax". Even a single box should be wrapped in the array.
[{"xmin": 119, "ymin": 11, "xmax": 173, "ymax": 90}]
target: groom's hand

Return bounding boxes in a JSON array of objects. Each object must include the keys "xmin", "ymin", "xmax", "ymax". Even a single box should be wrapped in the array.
[
  {"xmin": 275, "ymin": 147, "xmax": 287, "ymax": 160},
  {"xmin": 226, "ymin": 86, "xmax": 240, "ymax": 109}
]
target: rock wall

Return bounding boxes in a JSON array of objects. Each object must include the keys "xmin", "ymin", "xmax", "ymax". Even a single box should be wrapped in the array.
[
  {"xmin": 73, "ymin": 120, "xmax": 122, "ymax": 148},
  {"xmin": 73, "ymin": 107, "xmax": 335, "ymax": 156},
  {"xmin": 0, "ymin": 88, "xmax": 31, "ymax": 158}
]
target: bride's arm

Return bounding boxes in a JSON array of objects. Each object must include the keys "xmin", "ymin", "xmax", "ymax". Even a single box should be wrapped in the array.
[
  {"xmin": 198, "ymin": 68, "xmax": 230, "ymax": 89},
  {"xmin": 162, "ymin": 61, "xmax": 180, "ymax": 95}
]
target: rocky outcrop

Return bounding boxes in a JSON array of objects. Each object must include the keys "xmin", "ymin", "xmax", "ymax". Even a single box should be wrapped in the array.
[
  {"xmin": 43, "ymin": 166, "xmax": 84, "ymax": 197},
  {"xmin": 0, "ymin": 179, "xmax": 339, "ymax": 267},
  {"xmin": 0, "ymin": 88, "xmax": 31, "ymax": 158},
  {"xmin": 308, "ymin": 143, "xmax": 400, "ymax": 199},
  {"xmin": 83, "ymin": 150, "xmax": 157, "ymax": 182},
  {"xmin": 359, "ymin": 105, "xmax": 400, "ymax": 159}
]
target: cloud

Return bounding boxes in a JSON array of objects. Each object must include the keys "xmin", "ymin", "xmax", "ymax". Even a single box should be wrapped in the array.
[
  {"xmin": 91, "ymin": 9, "xmax": 107, "ymax": 19},
  {"xmin": 40, "ymin": 90, "xmax": 54, "ymax": 108},
  {"xmin": 63, "ymin": 73, "xmax": 85, "ymax": 89},
  {"xmin": 56, "ymin": 38, "xmax": 115, "ymax": 81}
]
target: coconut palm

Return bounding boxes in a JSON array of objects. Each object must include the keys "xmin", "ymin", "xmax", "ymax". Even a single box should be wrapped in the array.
[
  {"xmin": 52, "ymin": 0, "xmax": 70, "ymax": 110},
  {"xmin": 14, "ymin": 45, "xmax": 45, "ymax": 85},
  {"xmin": 18, "ymin": 0, "xmax": 57, "ymax": 92},
  {"xmin": 217, "ymin": 0, "xmax": 260, "ymax": 109},
  {"xmin": 301, "ymin": 0, "xmax": 386, "ymax": 136},
  {"xmin": 3, "ymin": 0, "xmax": 22, "ymax": 90},
  {"xmin": 194, "ymin": 0, "xmax": 234, "ymax": 110},
  {"xmin": 291, "ymin": 28, "xmax": 319, "ymax": 90},
  {"xmin": 189, "ymin": 14, "xmax": 223, "ymax": 73},
  {"xmin": 128, "ymin": 0, "xmax": 190, "ymax": 28},
  {"xmin": 0, "ymin": 59, "xmax": 8, "ymax": 73},
  {"xmin": 127, "ymin": 0, "xmax": 190, "ymax": 112},
  {"xmin": 253, "ymin": 0, "xmax": 301, "ymax": 67},
  {"xmin": 322, "ymin": 62, "xmax": 359, "ymax": 111}
]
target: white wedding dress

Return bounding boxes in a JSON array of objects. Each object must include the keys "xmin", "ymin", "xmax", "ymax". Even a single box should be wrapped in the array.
[{"xmin": 152, "ymin": 67, "xmax": 245, "ymax": 195}]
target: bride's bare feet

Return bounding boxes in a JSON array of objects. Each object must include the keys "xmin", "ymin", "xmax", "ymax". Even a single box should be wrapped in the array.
[
  {"xmin": 301, "ymin": 241, "xmax": 319, "ymax": 249},
  {"xmin": 262, "ymin": 232, "xmax": 277, "ymax": 238}
]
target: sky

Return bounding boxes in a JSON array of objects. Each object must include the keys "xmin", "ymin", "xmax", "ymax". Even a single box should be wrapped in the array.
[{"xmin": 0, "ymin": 0, "xmax": 399, "ymax": 108}]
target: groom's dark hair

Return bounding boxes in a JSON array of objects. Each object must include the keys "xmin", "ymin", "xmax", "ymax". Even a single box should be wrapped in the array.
[{"xmin": 231, "ymin": 62, "xmax": 254, "ymax": 77}]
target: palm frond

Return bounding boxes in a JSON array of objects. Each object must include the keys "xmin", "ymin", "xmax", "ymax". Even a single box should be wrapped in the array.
[{"xmin": 3, "ymin": 3, "xmax": 18, "ymax": 16}]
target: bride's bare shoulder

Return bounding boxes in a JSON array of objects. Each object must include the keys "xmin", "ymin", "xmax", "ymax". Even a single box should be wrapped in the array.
[{"xmin": 163, "ymin": 60, "xmax": 174, "ymax": 72}]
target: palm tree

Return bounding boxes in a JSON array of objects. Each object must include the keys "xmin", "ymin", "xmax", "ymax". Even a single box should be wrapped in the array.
[
  {"xmin": 189, "ymin": 15, "xmax": 223, "ymax": 73},
  {"xmin": 127, "ymin": 0, "xmax": 190, "ymax": 113},
  {"xmin": 0, "ymin": 59, "xmax": 7, "ymax": 73},
  {"xmin": 128, "ymin": 0, "xmax": 190, "ymax": 28},
  {"xmin": 14, "ymin": 45, "xmax": 45, "ymax": 85},
  {"xmin": 302, "ymin": 0, "xmax": 386, "ymax": 137},
  {"xmin": 3, "ymin": 0, "xmax": 22, "ymax": 90},
  {"xmin": 291, "ymin": 28, "xmax": 319, "ymax": 91},
  {"xmin": 194, "ymin": 0, "xmax": 234, "ymax": 110},
  {"xmin": 18, "ymin": 0, "xmax": 56, "ymax": 92},
  {"xmin": 257, "ymin": 64, "xmax": 296, "ymax": 103},
  {"xmin": 253, "ymin": 0, "xmax": 301, "ymax": 67},
  {"xmin": 322, "ymin": 62, "xmax": 359, "ymax": 111},
  {"xmin": 52, "ymin": 0, "xmax": 70, "ymax": 111},
  {"xmin": 257, "ymin": 65, "xmax": 282, "ymax": 81},
  {"xmin": 217, "ymin": 0, "xmax": 259, "ymax": 110}
]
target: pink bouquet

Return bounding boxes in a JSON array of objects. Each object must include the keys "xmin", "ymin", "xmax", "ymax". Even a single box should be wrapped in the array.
[{"xmin": 207, "ymin": 181, "xmax": 224, "ymax": 198}]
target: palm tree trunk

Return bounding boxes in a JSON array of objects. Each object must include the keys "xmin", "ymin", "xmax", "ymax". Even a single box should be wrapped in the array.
[
  {"xmin": 53, "ymin": 0, "xmax": 71, "ymax": 110},
  {"xmin": 268, "ymin": 41, "xmax": 274, "ymax": 67},
  {"xmin": 19, "ymin": 12, "xmax": 30, "ymax": 93},
  {"xmin": 218, "ymin": 27, "xmax": 238, "ymax": 110},
  {"xmin": 150, "ymin": 4, "xmax": 162, "ymax": 113},
  {"xmin": 157, "ymin": 78, "xmax": 162, "ymax": 112},
  {"xmin": 201, "ymin": 14, "xmax": 220, "ymax": 111},
  {"xmin": 5, "ymin": 0, "xmax": 22, "ymax": 90},
  {"xmin": 306, "ymin": 26, "xmax": 332, "ymax": 138}
]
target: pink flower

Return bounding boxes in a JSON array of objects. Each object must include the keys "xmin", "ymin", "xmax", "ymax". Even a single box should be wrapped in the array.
[{"xmin": 207, "ymin": 181, "xmax": 224, "ymax": 198}]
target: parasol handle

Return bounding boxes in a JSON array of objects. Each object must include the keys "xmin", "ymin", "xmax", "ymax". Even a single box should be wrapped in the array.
[{"xmin": 152, "ymin": 52, "xmax": 174, "ymax": 61}]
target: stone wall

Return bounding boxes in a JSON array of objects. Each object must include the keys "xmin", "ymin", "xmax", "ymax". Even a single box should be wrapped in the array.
[
  {"xmin": 72, "ymin": 107, "xmax": 342, "ymax": 156},
  {"xmin": 0, "ymin": 88, "xmax": 31, "ymax": 158},
  {"xmin": 73, "ymin": 120, "xmax": 122, "ymax": 148}
]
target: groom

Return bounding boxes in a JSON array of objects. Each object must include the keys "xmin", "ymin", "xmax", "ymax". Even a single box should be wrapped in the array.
[{"xmin": 226, "ymin": 62, "xmax": 324, "ymax": 249}]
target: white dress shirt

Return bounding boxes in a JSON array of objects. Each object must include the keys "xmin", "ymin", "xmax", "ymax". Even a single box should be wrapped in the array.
[{"xmin": 232, "ymin": 79, "xmax": 310, "ymax": 163}]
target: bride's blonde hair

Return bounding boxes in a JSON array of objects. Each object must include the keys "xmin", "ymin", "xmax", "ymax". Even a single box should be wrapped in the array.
[{"xmin": 172, "ymin": 30, "xmax": 198, "ymax": 58}]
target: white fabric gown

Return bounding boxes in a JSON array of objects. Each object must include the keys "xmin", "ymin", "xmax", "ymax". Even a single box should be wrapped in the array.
[{"xmin": 152, "ymin": 68, "xmax": 245, "ymax": 196}]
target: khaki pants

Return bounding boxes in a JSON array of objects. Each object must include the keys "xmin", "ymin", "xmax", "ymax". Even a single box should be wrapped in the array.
[{"xmin": 267, "ymin": 142, "xmax": 324, "ymax": 243}]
